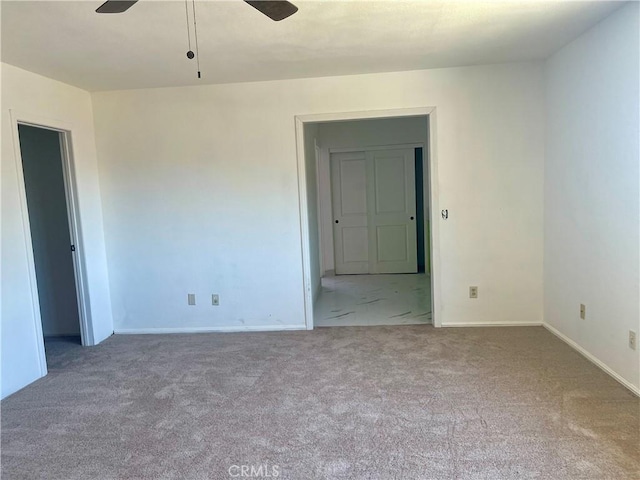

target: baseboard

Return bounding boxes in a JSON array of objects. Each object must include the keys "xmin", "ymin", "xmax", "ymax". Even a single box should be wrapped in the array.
[
  {"xmin": 543, "ymin": 322, "xmax": 640, "ymax": 397},
  {"xmin": 43, "ymin": 333, "xmax": 82, "ymax": 337},
  {"xmin": 441, "ymin": 322, "xmax": 543, "ymax": 327},
  {"xmin": 114, "ymin": 325, "xmax": 307, "ymax": 334}
]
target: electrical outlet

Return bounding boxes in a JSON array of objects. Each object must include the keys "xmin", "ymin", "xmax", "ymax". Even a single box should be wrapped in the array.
[
  {"xmin": 212, "ymin": 294, "xmax": 219, "ymax": 306},
  {"xmin": 629, "ymin": 330, "xmax": 637, "ymax": 350},
  {"xmin": 580, "ymin": 304, "xmax": 586, "ymax": 320},
  {"xmin": 469, "ymin": 286, "xmax": 478, "ymax": 299},
  {"xmin": 187, "ymin": 293, "xmax": 196, "ymax": 306}
]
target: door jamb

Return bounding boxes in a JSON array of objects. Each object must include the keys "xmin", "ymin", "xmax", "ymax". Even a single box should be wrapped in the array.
[
  {"xmin": 329, "ymin": 142, "xmax": 424, "ymax": 154},
  {"xmin": 294, "ymin": 108, "xmax": 441, "ymax": 330},
  {"xmin": 313, "ymin": 142, "xmax": 324, "ymax": 289},
  {"xmin": 9, "ymin": 110, "xmax": 94, "ymax": 372}
]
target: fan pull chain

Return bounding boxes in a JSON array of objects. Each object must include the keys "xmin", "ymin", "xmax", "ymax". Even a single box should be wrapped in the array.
[
  {"xmin": 192, "ymin": 0, "xmax": 201, "ymax": 79},
  {"xmin": 185, "ymin": 0, "xmax": 192, "ymax": 55},
  {"xmin": 184, "ymin": 0, "xmax": 201, "ymax": 78}
]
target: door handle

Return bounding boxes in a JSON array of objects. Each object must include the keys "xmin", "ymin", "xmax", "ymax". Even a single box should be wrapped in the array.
[
  {"xmin": 335, "ymin": 220, "xmax": 339, "ymax": 224},
  {"xmin": 410, "ymin": 216, "xmax": 414, "ymax": 220}
]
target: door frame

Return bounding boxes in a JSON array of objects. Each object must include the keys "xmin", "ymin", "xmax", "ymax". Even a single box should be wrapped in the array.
[
  {"xmin": 9, "ymin": 110, "xmax": 93, "ymax": 374},
  {"xmin": 294, "ymin": 107, "xmax": 441, "ymax": 330},
  {"xmin": 329, "ymin": 143, "xmax": 424, "ymax": 154}
]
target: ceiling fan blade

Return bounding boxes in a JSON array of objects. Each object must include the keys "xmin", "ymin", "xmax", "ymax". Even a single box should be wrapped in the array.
[
  {"xmin": 244, "ymin": 1, "xmax": 298, "ymax": 21},
  {"xmin": 96, "ymin": 0, "xmax": 139, "ymax": 14}
]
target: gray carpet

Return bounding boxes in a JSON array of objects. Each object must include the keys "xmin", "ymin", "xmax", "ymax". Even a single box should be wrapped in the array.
[{"xmin": 2, "ymin": 326, "xmax": 639, "ymax": 479}]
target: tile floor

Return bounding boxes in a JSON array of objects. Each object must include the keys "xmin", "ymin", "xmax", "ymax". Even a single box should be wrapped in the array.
[{"xmin": 314, "ymin": 273, "xmax": 432, "ymax": 327}]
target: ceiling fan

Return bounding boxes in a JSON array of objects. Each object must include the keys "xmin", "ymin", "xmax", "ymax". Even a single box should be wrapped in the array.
[
  {"xmin": 96, "ymin": 0, "xmax": 298, "ymax": 79},
  {"xmin": 96, "ymin": 0, "xmax": 298, "ymax": 22}
]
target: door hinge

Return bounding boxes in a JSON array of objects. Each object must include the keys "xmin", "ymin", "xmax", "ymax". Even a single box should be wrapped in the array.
[{"xmin": 71, "ymin": 245, "xmax": 76, "ymax": 252}]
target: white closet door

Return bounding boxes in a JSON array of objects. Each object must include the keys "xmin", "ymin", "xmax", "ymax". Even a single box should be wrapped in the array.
[
  {"xmin": 331, "ymin": 152, "xmax": 369, "ymax": 274},
  {"xmin": 367, "ymin": 148, "xmax": 417, "ymax": 274}
]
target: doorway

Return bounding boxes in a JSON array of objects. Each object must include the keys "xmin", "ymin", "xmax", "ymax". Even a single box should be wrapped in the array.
[
  {"xmin": 17, "ymin": 124, "xmax": 86, "ymax": 350},
  {"xmin": 295, "ymin": 108, "xmax": 441, "ymax": 329}
]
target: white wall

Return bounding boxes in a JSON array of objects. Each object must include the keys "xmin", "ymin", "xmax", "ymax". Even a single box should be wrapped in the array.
[
  {"xmin": 315, "ymin": 116, "xmax": 429, "ymax": 273},
  {"xmin": 18, "ymin": 125, "xmax": 80, "ymax": 337},
  {"xmin": 1, "ymin": 63, "xmax": 113, "ymax": 398},
  {"xmin": 544, "ymin": 3, "xmax": 640, "ymax": 391},
  {"xmin": 92, "ymin": 62, "xmax": 544, "ymax": 332}
]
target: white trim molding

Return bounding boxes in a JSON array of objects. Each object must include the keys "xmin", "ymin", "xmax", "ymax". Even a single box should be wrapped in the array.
[
  {"xmin": 441, "ymin": 322, "xmax": 543, "ymax": 327},
  {"xmin": 543, "ymin": 322, "xmax": 640, "ymax": 397},
  {"xmin": 294, "ymin": 107, "xmax": 441, "ymax": 330},
  {"xmin": 328, "ymin": 142, "xmax": 425, "ymax": 154},
  {"xmin": 115, "ymin": 325, "xmax": 307, "ymax": 334},
  {"xmin": 8, "ymin": 112, "xmax": 49, "ymax": 378}
]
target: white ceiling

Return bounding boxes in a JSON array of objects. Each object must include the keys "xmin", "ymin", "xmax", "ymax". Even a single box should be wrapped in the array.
[{"xmin": 1, "ymin": 0, "xmax": 624, "ymax": 92}]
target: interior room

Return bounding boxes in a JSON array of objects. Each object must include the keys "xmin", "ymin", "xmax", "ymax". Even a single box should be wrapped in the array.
[{"xmin": 1, "ymin": 1, "xmax": 638, "ymax": 478}]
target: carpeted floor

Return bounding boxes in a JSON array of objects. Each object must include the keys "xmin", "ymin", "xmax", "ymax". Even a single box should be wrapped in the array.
[{"xmin": 2, "ymin": 326, "xmax": 639, "ymax": 479}]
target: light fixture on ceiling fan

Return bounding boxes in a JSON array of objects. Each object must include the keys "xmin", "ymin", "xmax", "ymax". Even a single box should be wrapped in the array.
[{"xmin": 95, "ymin": 0, "xmax": 299, "ymax": 79}]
